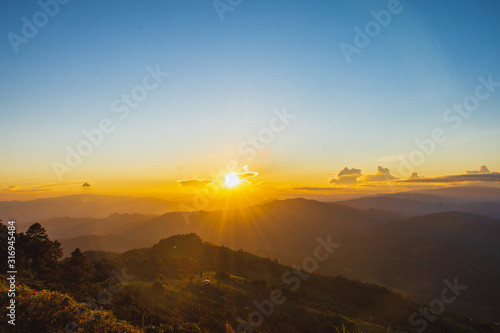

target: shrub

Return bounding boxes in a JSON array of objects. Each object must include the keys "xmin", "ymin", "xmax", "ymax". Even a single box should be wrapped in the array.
[{"xmin": 0, "ymin": 281, "xmax": 142, "ymax": 333}]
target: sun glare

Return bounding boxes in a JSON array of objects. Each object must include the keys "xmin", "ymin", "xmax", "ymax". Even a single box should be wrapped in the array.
[{"xmin": 225, "ymin": 173, "xmax": 241, "ymax": 188}]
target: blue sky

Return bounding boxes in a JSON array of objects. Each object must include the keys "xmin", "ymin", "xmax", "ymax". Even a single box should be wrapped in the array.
[{"xmin": 1, "ymin": 0, "xmax": 499, "ymax": 199}]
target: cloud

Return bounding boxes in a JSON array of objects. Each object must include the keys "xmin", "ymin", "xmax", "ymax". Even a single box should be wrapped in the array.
[
  {"xmin": 234, "ymin": 165, "xmax": 259, "ymax": 182},
  {"xmin": 0, "ymin": 181, "xmax": 88, "ymax": 193},
  {"xmin": 238, "ymin": 172, "xmax": 259, "ymax": 180},
  {"xmin": 294, "ymin": 187, "xmax": 344, "ymax": 191},
  {"xmin": 362, "ymin": 166, "xmax": 399, "ymax": 182},
  {"xmin": 408, "ymin": 172, "xmax": 423, "ymax": 180},
  {"xmin": 0, "ymin": 186, "xmax": 21, "ymax": 191},
  {"xmin": 329, "ymin": 166, "xmax": 398, "ymax": 185},
  {"xmin": 82, "ymin": 182, "xmax": 91, "ymax": 187},
  {"xmin": 399, "ymin": 166, "xmax": 500, "ymax": 183},
  {"xmin": 177, "ymin": 166, "xmax": 258, "ymax": 189},
  {"xmin": 466, "ymin": 165, "xmax": 490, "ymax": 174},
  {"xmin": 177, "ymin": 179, "xmax": 215, "ymax": 188},
  {"xmin": 329, "ymin": 167, "xmax": 362, "ymax": 185},
  {"xmin": 338, "ymin": 167, "xmax": 362, "ymax": 177}
]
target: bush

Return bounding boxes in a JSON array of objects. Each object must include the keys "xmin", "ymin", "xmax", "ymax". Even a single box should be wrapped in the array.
[{"xmin": 0, "ymin": 280, "xmax": 142, "ymax": 333}]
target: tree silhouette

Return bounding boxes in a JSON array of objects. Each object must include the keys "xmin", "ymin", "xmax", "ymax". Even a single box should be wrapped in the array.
[
  {"xmin": 0, "ymin": 222, "xmax": 9, "ymax": 272},
  {"xmin": 62, "ymin": 248, "xmax": 92, "ymax": 285},
  {"xmin": 152, "ymin": 280, "xmax": 165, "ymax": 316},
  {"xmin": 18, "ymin": 223, "xmax": 62, "ymax": 280}
]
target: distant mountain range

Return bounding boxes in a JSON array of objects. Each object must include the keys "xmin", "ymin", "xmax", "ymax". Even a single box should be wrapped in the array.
[
  {"xmin": 337, "ymin": 186, "xmax": 500, "ymax": 219},
  {"xmin": 409, "ymin": 186, "xmax": 500, "ymax": 200},
  {"xmin": 0, "ymin": 194, "xmax": 172, "ymax": 223},
  {"xmin": 58, "ymin": 234, "xmax": 146, "ymax": 255}
]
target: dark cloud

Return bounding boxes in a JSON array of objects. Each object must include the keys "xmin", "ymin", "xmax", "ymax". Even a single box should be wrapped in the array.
[
  {"xmin": 82, "ymin": 182, "xmax": 91, "ymax": 187},
  {"xmin": 399, "ymin": 166, "xmax": 500, "ymax": 183},
  {"xmin": 0, "ymin": 186, "xmax": 19, "ymax": 191},
  {"xmin": 466, "ymin": 165, "xmax": 490, "ymax": 174},
  {"xmin": 294, "ymin": 187, "xmax": 344, "ymax": 191},
  {"xmin": 0, "ymin": 181, "xmax": 91, "ymax": 193},
  {"xmin": 408, "ymin": 172, "xmax": 423, "ymax": 180}
]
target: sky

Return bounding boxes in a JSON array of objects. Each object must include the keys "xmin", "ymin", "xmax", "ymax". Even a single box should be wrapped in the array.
[{"xmin": 1, "ymin": 0, "xmax": 500, "ymax": 204}]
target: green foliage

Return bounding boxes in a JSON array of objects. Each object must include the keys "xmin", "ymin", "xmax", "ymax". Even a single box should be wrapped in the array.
[
  {"xmin": 17, "ymin": 223, "xmax": 63, "ymax": 281},
  {"xmin": 0, "ymin": 281, "xmax": 142, "ymax": 333},
  {"xmin": 0, "ymin": 222, "xmax": 10, "ymax": 272},
  {"xmin": 61, "ymin": 248, "xmax": 93, "ymax": 285}
]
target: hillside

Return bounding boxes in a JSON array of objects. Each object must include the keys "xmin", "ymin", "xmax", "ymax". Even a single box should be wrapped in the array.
[
  {"xmin": 322, "ymin": 211, "xmax": 500, "ymax": 322},
  {"xmin": 2, "ymin": 218, "xmax": 499, "ymax": 332},
  {"xmin": 101, "ymin": 233, "xmax": 496, "ymax": 332},
  {"xmin": 9, "ymin": 194, "xmax": 500, "ymax": 323},
  {"xmin": 6, "ymin": 230, "xmax": 495, "ymax": 332}
]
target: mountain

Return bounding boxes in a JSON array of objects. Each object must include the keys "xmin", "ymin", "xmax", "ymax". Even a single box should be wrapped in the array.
[
  {"xmin": 21, "ymin": 213, "xmax": 153, "ymax": 239},
  {"xmin": 0, "ymin": 194, "xmax": 171, "ymax": 224},
  {"xmin": 29, "ymin": 198, "xmax": 399, "ymax": 260},
  {"xmin": 94, "ymin": 233, "xmax": 494, "ymax": 332},
  {"xmin": 5, "ymin": 232, "xmax": 495, "ymax": 332},
  {"xmin": 58, "ymin": 234, "xmax": 148, "ymax": 257},
  {"xmin": 17, "ymin": 194, "xmax": 500, "ymax": 322},
  {"xmin": 322, "ymin": 211, "xmax": 500, "ymax": 322},
  {"xmin": 410, "ymin": 186, "xmax": 500, "ymax": 200},
  {"xmin": 337, "ymin": 186, "xmax": 500, "ymax": 218}
]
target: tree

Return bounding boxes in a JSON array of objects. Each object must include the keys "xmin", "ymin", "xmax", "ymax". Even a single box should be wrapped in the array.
[
  {"xmin": 152, "ymin": 280, "xmax": 165, "ymax": 316},
  {"xmin": 0, "ymin": 221, "xmax": 10, "ymax": 272},
  {"xmin": 18, "ymin": 223, "xmax": 62, "ymax": 281},
  {"xmin": 62, "ymin": 248, "xmax": 93, "ymax": 285}
]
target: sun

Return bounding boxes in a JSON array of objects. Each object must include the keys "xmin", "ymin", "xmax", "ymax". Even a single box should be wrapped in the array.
[{"xmin": 224, "ymin": 173, "xmax": 241, "ymax": 188}]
